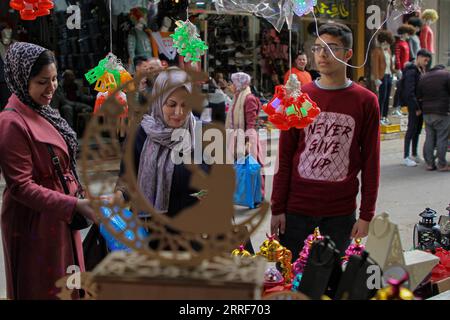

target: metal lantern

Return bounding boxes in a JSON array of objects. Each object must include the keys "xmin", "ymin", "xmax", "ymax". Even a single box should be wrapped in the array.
[{"xmin": 413, "ymin": 208, "xmax": 441, "ymax": 251}]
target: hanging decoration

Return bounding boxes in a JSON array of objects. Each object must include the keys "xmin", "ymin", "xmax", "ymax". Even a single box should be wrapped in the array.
[
  {"xmin": 262, "ymin": 74, "xmax": 321, "ymax": 130},
  {"xmin": 214, "ymin": 0, "xmax": 315, "ymax": 32},
  {"xmin": 170, "ymin": 20, "xmax": 208, "ymax": 66},
  {"xmin": 9, "ymin": 0, "xmax": 54, "ymax": 20},
  {"xmin": 392, "ymin": 0, "xmax": 422, "ymax": 14},
  {"xmin": 293, "ymin": 0, "xmax": 317, "ymax": 16},
  {"xmin": 85, "ymin": 53, "xmax": 133, "ymax": 117}
]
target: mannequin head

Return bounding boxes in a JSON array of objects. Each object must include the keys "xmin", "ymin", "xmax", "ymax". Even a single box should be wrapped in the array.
[
  {"xmin": 161, "ymin": 17, "xmax": 172, "ymax": 32},
  {"xmin": 377, "ymin": 30, "xmax": 394, "ymax": 49},
  {"xmin": 1, "ymin": 27, "xmax": 12, "ymax": 46},
  {"xmin": 421, "ymin": 9, "xmax": 439, "ymax": 25},
  {"xmin": 136, "ymin": 17, "xmax": 146, "ymax": 31},
  {"xmin": 130, "ymin": 7, "xmax": 148, "ymax": 30},
  {"xmin": 397, "ymin": 24, "xmax": 416, "ymax": 40},
  {"xmin": 407, "ymin": 17, "xmax": 423, "ymax": 34}
]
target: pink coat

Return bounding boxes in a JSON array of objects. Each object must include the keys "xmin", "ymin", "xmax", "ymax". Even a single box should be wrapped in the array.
[{"xmin": 0, "ymin": 94, "xmax": 84, "ymax": 300}]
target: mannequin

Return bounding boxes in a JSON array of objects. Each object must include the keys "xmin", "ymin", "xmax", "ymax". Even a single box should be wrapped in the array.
[
  {"xmin": 371, "ymin": 30, "xmax": 395, "ymax": 125},
  {"xmin": 394, "ymin": 24, "xmax": 415, "ymax": 71},
  {"xmin": 0, "ymin": 26, "xmax": 13, "ymax": 110},
  {"xmin": 420, "ymin": 9, "xmax": 439, "ymax": 54},
  {"xmin": 128, "ymin": 7, "xmax": 154, "ymax": 71},
  {"xmin": 407, "ymin": 17, "xmax": 423, "ymax": 61},
  {"xmin": 150, "ymin": 17, "xmax": 178, "ymax": 66}
]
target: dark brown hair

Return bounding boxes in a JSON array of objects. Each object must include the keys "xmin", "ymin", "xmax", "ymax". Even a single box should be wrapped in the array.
[
  {"xmin": 377, "ymin": 30, "xmax": 395, "ymax": 45},
  {"xmin": 29, "ymin": 50, "xmax": 57, "ymax": 79},
  {"xmin": 318, "ymin": 22, "xmax": 353, "ymax": 48},
  {"xmin": 397, "ymin": 24, "xmax": 416, "ymax": 36}
]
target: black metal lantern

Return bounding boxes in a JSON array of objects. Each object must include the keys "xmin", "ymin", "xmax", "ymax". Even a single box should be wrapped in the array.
[{"xmin": 413, "ymin": 208, "xmax": 441, "ymax": 251}]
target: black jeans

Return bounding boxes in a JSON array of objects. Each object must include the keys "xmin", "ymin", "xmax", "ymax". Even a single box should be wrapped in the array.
[
  {"xmin": 378, "ymin": 74, "xmax": 393, "ymax": 118},
  {"xmin": 279, "ymin": 212, "xmax": 356, "ymax": 261},
  {"xmin": 404, "ymin": 106, "xmax": 423, "ymax": 158}
]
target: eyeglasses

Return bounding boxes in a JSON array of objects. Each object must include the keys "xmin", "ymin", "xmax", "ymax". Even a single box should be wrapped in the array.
[{"xmin": 311, "ymin": 44, "xmax": 349, "ymax": 55}]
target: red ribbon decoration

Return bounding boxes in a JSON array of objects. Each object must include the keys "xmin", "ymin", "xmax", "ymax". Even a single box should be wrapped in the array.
[{"xmin": 9, "ymin": 0, "xmax": 54, "ymax": 20}]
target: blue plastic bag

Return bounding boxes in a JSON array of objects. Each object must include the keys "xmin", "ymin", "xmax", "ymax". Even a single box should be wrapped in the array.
[
  {"xmin": 233, "ymin": 155, "xmax": 262, "ymax": 209},
  {"xmin": 99, "ymin": 206, "xmax": 149, "ymax": 252}
]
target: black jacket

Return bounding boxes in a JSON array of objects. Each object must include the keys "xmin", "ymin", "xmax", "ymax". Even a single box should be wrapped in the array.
[
  {"xmin": 399, "ymin": 62, "xmax": 423, "ymax": 111},
  {"xmin": 417, "ymin": 65, "xmax": 450, "ymax": 116}
]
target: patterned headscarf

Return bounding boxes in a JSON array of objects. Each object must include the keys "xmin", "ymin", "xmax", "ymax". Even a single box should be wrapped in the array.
[
  {"xmin": 231, "ymin": 72, "xmax": 251, "ymax": 92},
  {"xmin": 138, "ymin": 67, "xmax": 195, "ymax": 214},
  {"xmin": 4, "ymin": 42, "xmax": 80, "ymax": 185}
]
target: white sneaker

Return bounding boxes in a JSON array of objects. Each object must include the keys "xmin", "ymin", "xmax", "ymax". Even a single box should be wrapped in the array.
[
  {"xmin": 404, "ymin": 157, "xmax": 418, "ymax": 167},
  {"xmin": 412, "ymin": 156, "xmax": 423, "ymax": 163}
]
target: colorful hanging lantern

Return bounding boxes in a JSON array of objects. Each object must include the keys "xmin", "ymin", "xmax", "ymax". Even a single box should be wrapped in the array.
[
  {"xmin": 94, "ymin": 91, "xmax": 128, "ymax": 117},
  {"xmin": 10, "ymin": 0, "xmax": 54, "ymax": 20},
  {"xmin": 85, "ymin": 54, "xmax": 133, "ymax": 94},
  {"xmin": 94, "ymin": 72, "xmax": 117, "ymax": 93},
  {"xmin": 262, "ymin": 74, "xmax": 320, "ymax": 131},
  {"xmin": 170, "ymin": 20, "xmax": 208, "ymax": 66}
]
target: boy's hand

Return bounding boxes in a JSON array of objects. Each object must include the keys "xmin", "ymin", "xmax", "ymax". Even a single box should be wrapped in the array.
[
  {"xmin": 270, "ymin": 214, "xmax": 286, "ymax": 240},
  {"xmin": 351, "ymin": 218, "xmax": 370, "ymax": 239}
]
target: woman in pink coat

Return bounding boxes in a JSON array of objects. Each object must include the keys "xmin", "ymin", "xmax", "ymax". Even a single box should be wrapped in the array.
[{"xmin": 0, "ymin": 42, "xmax": 97, "ymax": 300}]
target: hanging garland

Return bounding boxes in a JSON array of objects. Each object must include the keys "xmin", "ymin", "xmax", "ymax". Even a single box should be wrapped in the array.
[
  {"xmin": 9, "ymin": 0, "xmax": 54, "ymax": 20},
  {"xmin": 170, "ymin": 20, "xmax": 208, "ymax": 66}
]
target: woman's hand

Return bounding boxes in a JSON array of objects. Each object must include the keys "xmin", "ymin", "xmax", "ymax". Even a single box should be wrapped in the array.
[{"xmin": 75, "ymin": 199, "xmax": 99, "ymax": 224}]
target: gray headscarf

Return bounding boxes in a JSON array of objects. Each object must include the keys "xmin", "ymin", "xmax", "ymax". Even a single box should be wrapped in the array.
[
  {"xmin": 4, "ymin": 42, "xmax": 80, "ymax": 187},
  {"xmin": 138, "ymin": 67, "xmax": 195, "ymax": 213}
]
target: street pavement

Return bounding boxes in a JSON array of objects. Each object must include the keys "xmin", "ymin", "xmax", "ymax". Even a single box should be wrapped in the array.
[{"xmin": 1, "ymin": 134, "xmax": 449, "ymax": 299}]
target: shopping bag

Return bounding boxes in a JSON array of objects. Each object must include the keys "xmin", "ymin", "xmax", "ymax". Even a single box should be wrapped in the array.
[
  {"xmin": 99, "ymin": 206, "xmax": 149, "ymax": 252},
  {"xmin": 233, "ymin": 155, "xmax": 262, "ymax": 209}
]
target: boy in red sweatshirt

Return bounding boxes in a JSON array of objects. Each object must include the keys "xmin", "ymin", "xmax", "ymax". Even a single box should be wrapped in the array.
[{"xmin": 270, "ymin": 23, "xmax": 380, "ymax": 258}]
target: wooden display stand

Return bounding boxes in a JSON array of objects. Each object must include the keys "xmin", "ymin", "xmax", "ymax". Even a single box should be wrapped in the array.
[{"xmin": 92, "ymin": 251, "xmax": 266, "ymax": 300}]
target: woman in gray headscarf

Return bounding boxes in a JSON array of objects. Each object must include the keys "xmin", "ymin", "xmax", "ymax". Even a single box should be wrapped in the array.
[
  {"xmin": 115, "ymin": 67, "xmax": 203, "ymax": 217},
  {"xmin": 0, "ymin": 42, "xmax": 97, "ymax": 300}
]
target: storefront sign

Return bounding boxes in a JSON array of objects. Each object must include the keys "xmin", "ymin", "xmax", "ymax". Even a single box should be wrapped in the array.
[{"xmin": 314, "ymin": 0, "xmax": 351, "ymax": 19}]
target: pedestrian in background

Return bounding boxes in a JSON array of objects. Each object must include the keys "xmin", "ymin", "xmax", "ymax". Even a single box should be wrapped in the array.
[
  {"xmin": 0, "ymin": 42, "xmax": 97, "ymax": 300},
  {"xmin": 417, "ymin": 64, "xmax": 450, "ymax": 171},
  {"xmin": 400, "ymin": 49, "xmax": 431, "ymax": 167}
]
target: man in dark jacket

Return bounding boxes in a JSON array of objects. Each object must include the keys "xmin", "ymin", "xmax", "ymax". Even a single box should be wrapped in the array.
[
  {"xmin": 417, "ymin": 64, "xmax": 450, "ymax": 171},
  {"xmin": 400, "ymin": 49, "xmax": 431, "ymax": 167}
]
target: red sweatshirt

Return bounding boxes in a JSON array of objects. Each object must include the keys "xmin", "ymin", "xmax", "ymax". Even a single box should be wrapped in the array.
[
  {"xmin": 395, "ymin": 40, "xmax": 410, "ymax": 70},
  {"xmin": 271, "ymin": 81, "xmax": 380, "ymax": 222}
]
